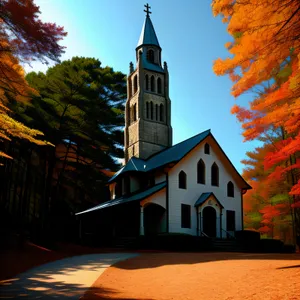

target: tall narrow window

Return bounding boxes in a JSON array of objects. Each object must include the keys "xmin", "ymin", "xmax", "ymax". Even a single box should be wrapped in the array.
[
  {"xmin": 181, "ymin": 204, "xmax": 191, "ymax": 228},
  {"xmin": 197, "ymin": 159, "xmax": 205, "ymax": 184},
  {"xmin": 146, "ymin": 102, "xmax": 149, "ymax": 119},
  {"xmin": 133, "ymin": 75, "xmax": 138, "ymax": 94},
  {"xmin": 157, "ymin": 77, "xmax": 162, "ymax": 94},
  {"xmin": 155, "ymin": 104, "xmax": 158, "ymax": 121},
  {"xmin": 204, "ymin": 143, "xmax": 210, "ymax": 154},
  {"xmin": 150, "ymin": 75, "xmax": 155, "ymax": 92},
  {"xmin": 160, "ymin": 104, "xmax": 164, "ymax": 121},
  {"xmin": 145, "ymin": 74, "xmax": 149, "ymax": 90},
  {"xmin": 147, "ymin": 49, "xmax": 154, "ymax": 63},
  {"xmin": 150, "ymin": 101, "xmax": 154, "ymax": 120},
  {"xmin": 179, "ymin": 171, "xmax": 187, "ymax": 189},
  {"xmin": 128, "ymin": 80, "xmax": 132, "ymax": 98},
  {"xmin": 211, "ymin": 162, "xmax": 219, "ymax": 186},
  {"xmin": 133, "ymin": 103, "xmax": 137, "ymax": 122},
  {"xmin": 227, "ymin": 181, "xmax": 234, "ymax": 197},
  {"xmin": 226, "ymin": 210, "xmax": 235, "ymax": 231}
]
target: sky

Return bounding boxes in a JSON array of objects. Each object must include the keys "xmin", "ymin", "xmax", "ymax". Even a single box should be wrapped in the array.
[{"xmin": 25, "ymin": 0, "xmax": 260, "ymax": 173}]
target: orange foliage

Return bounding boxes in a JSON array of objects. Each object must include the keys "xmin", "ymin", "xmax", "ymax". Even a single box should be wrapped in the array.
[{"xmin": 212, "ymin": 0, "xmax": 300, "ymax": 201}]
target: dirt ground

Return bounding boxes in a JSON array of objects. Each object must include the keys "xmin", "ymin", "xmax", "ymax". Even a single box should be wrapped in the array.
[{"xmin": 82, "ymin": 252, "xmax": 300, "ymax": 300}]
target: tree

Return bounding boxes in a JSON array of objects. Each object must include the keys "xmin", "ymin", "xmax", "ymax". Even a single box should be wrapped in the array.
[
  {"xmin": 14, "ymin": 57, "xmax": 126, "ymax": 237},
  {"xmin": 212, "ymin": 0, "xmax": 300, "ymax": 244},
  {"xmin": 0, "ymin": 0, "xmax": 67, "ymax": 160}
]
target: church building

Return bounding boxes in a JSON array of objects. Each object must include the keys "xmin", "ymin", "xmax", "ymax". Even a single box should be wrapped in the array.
[{"xmin": 76, "ymin": 5, "xmax": 251, "ymax": 239}]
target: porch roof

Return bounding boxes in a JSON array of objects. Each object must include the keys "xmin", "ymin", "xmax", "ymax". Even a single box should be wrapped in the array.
[
  {"xmin": 194, "ymin": 192, "xmax": 224, "ymax": 208},
  {"xmin": 75, "ymin": 181, "xmax": 166, "ymax": 215}
]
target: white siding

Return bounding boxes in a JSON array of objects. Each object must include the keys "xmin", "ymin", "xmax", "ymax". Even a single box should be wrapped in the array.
[
  {"xmin": 168, "ymin": 136, "xmax": 243, "ymax": 237},
  {"xmin": 140, "ymin": 188, "xmax": 166, "ymax": 209}
]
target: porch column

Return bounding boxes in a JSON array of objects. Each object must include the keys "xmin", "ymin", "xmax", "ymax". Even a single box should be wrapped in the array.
[{"xmin": 140, "ymin": 205, "xmax": 144, "ymax": 236}]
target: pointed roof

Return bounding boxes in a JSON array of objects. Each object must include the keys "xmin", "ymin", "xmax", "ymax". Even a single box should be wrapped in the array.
[
  {"xmin": 108, "ymin": 129, "xmax": 252, "ymax": 190},
  {"xmin": 194, "ymin": 192, "xmax": 224, "ymax": 208},
  {"xmin": 137, "ymin": 16, "xmax": 160, "ymax": 48}
]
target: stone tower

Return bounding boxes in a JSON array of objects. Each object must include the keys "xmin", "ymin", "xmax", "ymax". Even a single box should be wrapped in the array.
[{"xmin": 124, "ymin": 5, "xmax": 172, "ymax": 163}]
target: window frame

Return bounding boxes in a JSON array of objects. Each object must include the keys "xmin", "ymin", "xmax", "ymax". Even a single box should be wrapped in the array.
[
  {"xmin": 226, "ymin": 210, "xmax": 236, "ymax": 231},
  {"xmin": 204, "ymin": 143, "xmax": 210, "ymax": 155},
  {"xmin": 178, "ymin": 171, "xmax": 187, "ymax": 189},
  {"xmin": 227, "ymin": 181, "xmax": 234, "ymax": 197},
  {"xmin": 181, "ymin": 204, "xmax": 191, "ymax": 228},
  {"xmin": 197, "ymin": 159, "xmax": 205, "ymax": 184},
  {"xmin": 211, "ymin": 162, "xmax": 219, "ymax": 187}
]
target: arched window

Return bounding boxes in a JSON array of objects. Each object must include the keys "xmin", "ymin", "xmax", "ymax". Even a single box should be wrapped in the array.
[
  {"xmin": 155, "ymin": 104, "xmax": 158, "ymax": 121},
  {"xmin": 159, "ymin": 104, "xmax": 164, "ymax": 121},
  {"xmin": 204, "ymin": 143, "xmax": 210, "ymax": 154},
  {"xmin": 227, "ymin": 181, "xmax": 234, "ymax": 197},
  {"xmin": 133, "ymin": 103, "xmax": 137, "ymax": 122},
  {"xmin": 197, "ymin": 159, "xmax": 205, "ymax": 184},
  {"xmin": 179, "ymin": 171, "xmax": 187, "ymax": 189},
  {"xmin": 150, "ymin": 75, "xmax": 155, "ymax": 92},
  {"xmin": 147, "ymin": 49, "xmax": 154, "ymax": 63},
  {"xmin": 150, "ymin": 101, "xmax": 153, "ymax": 120},
  {"xmin": 145, "ymin": 74, "xmax": 149, "ymax": 90},
  {"xmin": 128, "ymin": 80, "xmax": 132, "ymax": 98},
  {"xmin": 133, "ymin": 75, "xmax": 138, "ymax": 94},
  {"xmin": 157, "ymin": 77, "xmax": 162, "ymax": 94},
  {"xmin": 211, "ymin": 162, "xmax": 219, "ymax": 186},
  {"xmin": 146, "ymin": 102, "xmax": 149, "ymax": 119}
]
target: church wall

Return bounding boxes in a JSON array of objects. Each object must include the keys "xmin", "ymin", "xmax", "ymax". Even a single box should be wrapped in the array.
[
  {"xmin": 140, "ymin": 188, "xmax": 166, "ymax": 209},
  {"xmin": 168, "ymin": 136, "xmax": 243, "ymax": 237}
]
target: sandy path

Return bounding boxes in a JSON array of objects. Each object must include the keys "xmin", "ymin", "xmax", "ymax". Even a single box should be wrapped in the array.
[
  {"xmin": 0, "ymin": 253, "xmax": 138, "ymax": 300},
  {"xmin": 82, "ymin": 252, "xmax": 300, "ymax": 300}
]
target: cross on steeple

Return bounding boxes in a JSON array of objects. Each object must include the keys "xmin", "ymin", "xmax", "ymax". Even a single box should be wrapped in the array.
[{"xmin": 144, "ymin": 3, "xmax": 151, "ymax": 17}]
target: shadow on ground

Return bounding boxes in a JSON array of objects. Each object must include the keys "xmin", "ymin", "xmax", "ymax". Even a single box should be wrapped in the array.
[
  {"xmin": 0, "ymin": 253, "xmax": 149, "ymax": 300},
  {"xmin": 113, "ymin": 252, "xmax": 300, "ymax": 270}
]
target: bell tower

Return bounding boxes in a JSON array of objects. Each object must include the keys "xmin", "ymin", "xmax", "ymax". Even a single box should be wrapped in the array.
[{"xmin": 124, "ymin": 4, "xmax": 172, "ymax": 163}]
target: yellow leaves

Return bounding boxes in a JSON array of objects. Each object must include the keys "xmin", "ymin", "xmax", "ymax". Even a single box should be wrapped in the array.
[{"xmin": 0, "ymin": 151, "xmax": 13, "ymax": 160}]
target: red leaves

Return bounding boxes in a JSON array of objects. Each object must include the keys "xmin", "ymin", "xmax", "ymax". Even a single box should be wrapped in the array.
[
  {"xmin": 0, "ymin": 0, "xmax": 67, "ymax": 63},
  {"xmin": 290, "ymin": 180, "xmax": 300, "ymax": 196},
  {"xmin": 258, "ymin": 226, "xmax": 271, "ymax": 233}
]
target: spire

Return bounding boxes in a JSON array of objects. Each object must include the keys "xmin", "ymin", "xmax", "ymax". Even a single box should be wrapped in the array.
[{"xmin": 137, "ymin": 4, "xmax": 160, "ymax": 49}]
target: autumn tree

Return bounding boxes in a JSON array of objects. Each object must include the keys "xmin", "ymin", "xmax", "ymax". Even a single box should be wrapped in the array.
[
  {"xmin": 212, "ymin": 0, "xmax": 300, "ymax": 244},
  {"xmin": 0, "ymin": 0, "xmax": 67, "ymax": 160}
]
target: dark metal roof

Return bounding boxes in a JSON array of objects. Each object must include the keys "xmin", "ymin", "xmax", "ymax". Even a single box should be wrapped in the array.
[
  {"xmin": 194, "ymin": 192, "xmax": 224, "ymax": 208},
  {"xmin": 137, "ymin": 16, "xmax": 160, "ymax": 48},
  {"xmin": 109, "ymin": 156, "xmax": 146, "ymax": 182},
  {"xmin": 108, "ymin": 129, "xmax": 251, "ymax": 190},
  {"xmin": 109, "ymin": 129, "xmax": 211, "ymax": 183},
  {"xmin": 75, "ymin": 182, "xmax": 166, "ymax": 215}
]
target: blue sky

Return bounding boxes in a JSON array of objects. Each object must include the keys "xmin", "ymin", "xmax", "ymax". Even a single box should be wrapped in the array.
[{"xmin": 25, "ymin": 0, "xmax": 259, "ymax": 173}]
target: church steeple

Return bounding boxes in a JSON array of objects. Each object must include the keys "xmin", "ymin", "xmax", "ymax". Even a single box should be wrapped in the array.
[
  {"xmin": 124, "ymin": 4, "xmax": 172, "ymax": 163},
  {"xmin": 137, "ymin": 11, "xmax": 160, "ymax": 49}
]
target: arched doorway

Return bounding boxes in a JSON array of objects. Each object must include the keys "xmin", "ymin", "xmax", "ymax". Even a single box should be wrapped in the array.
[
  {"xmin": 144, "ymin": 203, "xmax": 166, "ymax": 236},
  {"xmin": 202, "ymin": 206, "xmax": 217, "ymax": 237}
]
